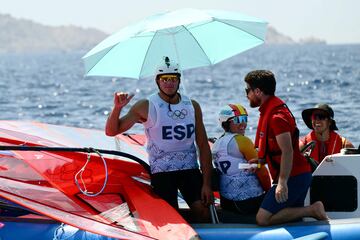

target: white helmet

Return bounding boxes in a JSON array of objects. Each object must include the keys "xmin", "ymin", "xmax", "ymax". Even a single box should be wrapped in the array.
[
  {"xmin": 155, "ymin": 56, "xmax": 181, "ymax": 78},
  {"xmin": 218, "ymin": 104, "xmax": 248, "ymax": 124}
]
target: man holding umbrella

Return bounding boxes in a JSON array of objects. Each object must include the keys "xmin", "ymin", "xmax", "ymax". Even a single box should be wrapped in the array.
[{"xmin": 105, "ymin": 57, "xmax": 213, "ymax": 223}]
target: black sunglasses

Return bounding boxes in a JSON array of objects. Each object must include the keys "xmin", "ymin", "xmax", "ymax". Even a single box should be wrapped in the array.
[
  {"xmin": 245, "ymin": 87, "xmax": 252, "ymax": 95},
  {"xmin": 312, "ymin": 113, "xmax": 329, "ymax": 121}
]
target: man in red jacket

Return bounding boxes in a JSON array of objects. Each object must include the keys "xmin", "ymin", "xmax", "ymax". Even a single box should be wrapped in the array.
[{"xmin": 244, "ymin": 70, "xmax": 328, "ymax": 226}]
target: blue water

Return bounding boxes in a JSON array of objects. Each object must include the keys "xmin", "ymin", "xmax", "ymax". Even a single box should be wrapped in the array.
[{"xmin": 1, "ymin": 44, "xmax": 360, "ymax": 146}]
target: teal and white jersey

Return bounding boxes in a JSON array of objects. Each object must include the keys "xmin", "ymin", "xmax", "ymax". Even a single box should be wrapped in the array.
[
  {"xmin": 144, "ymin": 93, "xmax": 198, "ymax": 174},
  {"xmin": 212, "ymin": 133, "xmax": 263, "ymax": 201}
]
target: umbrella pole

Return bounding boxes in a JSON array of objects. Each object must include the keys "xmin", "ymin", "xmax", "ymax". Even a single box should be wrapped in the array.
[
  {"xmin": 179, "ymin": 70, "xmax": 188, "ymax": 95},
  {"xmin": 170, "ymin": 35, "xmax": 188, "ymax": 95}
]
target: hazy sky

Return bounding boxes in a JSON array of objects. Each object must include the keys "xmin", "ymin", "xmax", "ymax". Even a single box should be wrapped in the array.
[{"xmin": 1, "ymin": 0, "xmax": 359, "ymax": 44}]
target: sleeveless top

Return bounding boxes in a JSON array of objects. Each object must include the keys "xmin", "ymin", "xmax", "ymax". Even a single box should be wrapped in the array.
[
  {"xmin": 144, "ymin": 93, "xmax": 198, "ymax": 174},
  {"xmin": 212, "ymin": 133, "xmax": 264, "ymax": 201}
]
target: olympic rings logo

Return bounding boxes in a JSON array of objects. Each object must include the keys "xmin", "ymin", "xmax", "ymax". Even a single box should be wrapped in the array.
[{"xmin": 167, "ymin": 109, "xmax": 188, "ymax": 119}]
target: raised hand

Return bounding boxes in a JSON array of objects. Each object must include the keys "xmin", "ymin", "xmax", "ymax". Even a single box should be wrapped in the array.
[{"xmin": 114, "ymin": 92, "xmax": 134, "ymax": 109}]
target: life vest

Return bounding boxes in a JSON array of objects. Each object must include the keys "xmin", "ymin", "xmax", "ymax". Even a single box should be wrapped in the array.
[
  {"xmin": 303, "ymin": 130, "xmax": 346, "ymax": 164},
  {"xmin": 255, "ymin": 96, "xmax": 310, "ymax": 181}
]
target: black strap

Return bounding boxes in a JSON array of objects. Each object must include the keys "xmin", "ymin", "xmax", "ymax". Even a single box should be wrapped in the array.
[
  {"xmin": 123, "ymin": 133, "xmax": 144, "ymax": 146},
  {"xmin": 156, "ymin": 80, "xmax": 181, "ymax": 112}
]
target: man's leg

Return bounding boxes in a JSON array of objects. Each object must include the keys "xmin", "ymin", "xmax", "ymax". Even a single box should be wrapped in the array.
[
  {"xmin": 179, "ymin": 169, "xmax": 210, "ymax": 223},
  {"xmin": 151, "ymin": 172, "xmax": 179, "ymax": 209},
  {"xmin": 189, "ymin": 200, "xmax": 210, "ymax": 223},
  {"xmin": 256, "ymin": 201, "xmax": 328, "ymax": 226},
  {"xmin": 257, "ymin": 173, "xmax": 328, "ymax": 226}
]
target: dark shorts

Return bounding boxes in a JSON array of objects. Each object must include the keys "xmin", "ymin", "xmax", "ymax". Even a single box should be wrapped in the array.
[
  {"xmin": 151, "ymin": 168, "xmax": 203, "ymax": 209},
  {"xmin": 261, "ymin": 172, "xmax": 312, "ymax": 214},
  {"xmin": 221, "ymin": 193, "xmax": 265, "ymax": 214}
]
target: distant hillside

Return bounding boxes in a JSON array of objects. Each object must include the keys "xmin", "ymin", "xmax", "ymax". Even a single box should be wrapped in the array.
[
  {"xmin": 0, "ymin": 13, "xmax": 323, "ymax": 53},
  {"xmin": 0, "ymin": 14, "xmax": 107, "ymax": 53},
  {"xmin": 266, "ymin": 26, "xmax": 295, "ymax": 44},
  {"xmin": 265, "ymin": 26, "xmax": 326, "ymax": 45}
]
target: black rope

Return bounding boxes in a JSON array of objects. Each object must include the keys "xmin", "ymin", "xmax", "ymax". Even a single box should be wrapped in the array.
[
  {"xmin": 123, "ymin": 133, "xmax": 144, "ymax": 146},
  {"xmin": 0, "ymin": 145, "xmax": 150, "ymax": 173}
]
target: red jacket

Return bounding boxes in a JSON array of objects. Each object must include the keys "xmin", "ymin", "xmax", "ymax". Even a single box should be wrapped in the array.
[
  {"xmin": 301, "ymin": 130, "xmax": 345, "ymax": 163},
  {"xmin": 255, "ymin": 96, "xmax": 311, "ymax": 181}
]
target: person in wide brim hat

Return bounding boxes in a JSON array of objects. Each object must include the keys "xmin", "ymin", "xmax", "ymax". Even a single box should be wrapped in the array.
[
  {"xmin": 301, "ymin": 103, "xmax": 338, "ymax": 131},
  {"xmin": 300, "ymin": 103, "xmax": 354, "ymax": 164}
]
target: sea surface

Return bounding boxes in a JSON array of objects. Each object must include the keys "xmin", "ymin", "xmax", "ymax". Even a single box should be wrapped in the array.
[{"xmin": 1, "ymin": 44, "xmax": 360, "ymax": 146}]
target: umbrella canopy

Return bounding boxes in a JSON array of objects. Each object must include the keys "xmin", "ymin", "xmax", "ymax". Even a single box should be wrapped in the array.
[{"xmin": 83, "ymin": 8, "xmax": 267, "ymax": 79}]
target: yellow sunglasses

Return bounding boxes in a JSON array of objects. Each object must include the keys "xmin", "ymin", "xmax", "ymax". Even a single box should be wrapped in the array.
[{"xmin": 159, "ymin": 75, "xmax": 179, "ymax": 83}]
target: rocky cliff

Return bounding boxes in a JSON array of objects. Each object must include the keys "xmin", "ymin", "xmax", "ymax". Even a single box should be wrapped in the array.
[{"xmin": 0, "ymin": 13, "xmax": 324, "ymax": 53}]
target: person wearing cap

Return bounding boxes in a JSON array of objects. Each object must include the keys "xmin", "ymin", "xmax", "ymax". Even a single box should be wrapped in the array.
[
  {"xmin": 300, "ymin": 103, "xmax": 354, "ymax": 164},
  {"xmin": 244, "ymin": 70, "xmax": 328, "ymax": 226},
  {"xmin": 105, "ymin": 57, "xmax": 213, "ymax": 222},
  {"xmin": 212, "ymin": 104, "xmax": 271, "ymax": 215}
]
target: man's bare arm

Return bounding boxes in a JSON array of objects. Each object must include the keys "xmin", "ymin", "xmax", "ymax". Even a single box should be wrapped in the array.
[
  {"xmin": 192, "ymin": 100, "xmax": 213, "ymax": 205},
  {"xmin": 275, "ymin": 132, "xmax": 293, "ymax": 203},
  {"xmin": 105, "ymin": 92, "xmax": 148, "ymax": 136}
]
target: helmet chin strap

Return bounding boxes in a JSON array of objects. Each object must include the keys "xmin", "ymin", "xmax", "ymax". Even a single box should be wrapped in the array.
[{"xmin": 156, "ymin": 81, "xmax": 180, "ymax": 112}]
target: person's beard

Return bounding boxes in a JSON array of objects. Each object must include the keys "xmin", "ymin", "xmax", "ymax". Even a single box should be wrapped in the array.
[{"xmin": 249, "ymin": 95, "xmax": 261, "ymax": 108}]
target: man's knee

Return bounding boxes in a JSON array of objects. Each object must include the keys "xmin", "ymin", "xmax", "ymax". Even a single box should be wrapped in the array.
[
  {"xmin": 256, "ymin": 215, "xmax": 269, "ymax": 226},
  {"xmin": 256, "ymin": 209, "xmax": 271, "ymax": 226}
]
